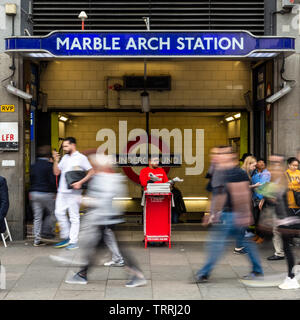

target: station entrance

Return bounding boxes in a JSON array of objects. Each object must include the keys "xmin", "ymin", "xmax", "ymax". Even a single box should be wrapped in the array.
[{"xmin": 23, "ymin": 58, "xmax": 254, "ymax": 232}]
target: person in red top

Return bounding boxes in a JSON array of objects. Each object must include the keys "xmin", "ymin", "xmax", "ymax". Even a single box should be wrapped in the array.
[{"xmin": 139, "ymin": 157, "xmax": 169, "ymax": 190}]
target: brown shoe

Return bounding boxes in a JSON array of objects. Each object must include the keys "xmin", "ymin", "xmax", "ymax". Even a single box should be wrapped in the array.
[
  {"xmin": 255, "ymin": 237, "xmax": 264, "ymax": 244},
  {"xmin": 252, "ymin": 235, "xmax": 259, "ymax": 242}
]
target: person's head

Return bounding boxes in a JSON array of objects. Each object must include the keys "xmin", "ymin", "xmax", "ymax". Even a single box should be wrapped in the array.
[
  {"xmin": 268, "ymin": 154, "xmax": 286, "ymax": 185},
  {"xmin": 242, "ymin": 156, "xmax": 257, "ymax": 174},
  {"xmin": 210, "ymin": 147, "xmax": 219, "ymax": 165},
  {"xmin": 287, "ymin": 157, "xmax": 299, "ymax": 172},
  {"xmin": 240, "ymin": 153, "xmax": 252, "ymax": 163},
  {"xmin": 149, "ymin": 156, "xmax": 159, "ymax": 169},
  {"xmin": 37, "ymin": 145, "xmax": 51, "ymax": 158},
  {"xmin": 256, "ymin": 158, "xmax": 266, "ymax": 171},
  {"xmin": 89, "ymin": 153, "xmax": 114, "ymax": 173},
  {"xmin": 62, "ymin": 137, "xmax": 77, "ymax": 154},
  {"xmin": 216, "ymin": 146, "xmax": 235, "ymax": 169}
]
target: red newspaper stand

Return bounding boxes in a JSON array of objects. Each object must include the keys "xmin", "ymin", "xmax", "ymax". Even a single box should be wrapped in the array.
[{"xmin": 143, "ymin": 191, "xmax": 172, "ymax": 248}]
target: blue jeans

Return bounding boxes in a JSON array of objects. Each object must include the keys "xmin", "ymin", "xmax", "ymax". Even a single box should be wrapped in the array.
[{"xmin": 197, "ymin": 211, "xmax": 263, "ymax": 278}]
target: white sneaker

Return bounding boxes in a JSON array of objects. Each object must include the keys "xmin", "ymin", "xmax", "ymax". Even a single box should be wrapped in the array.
[
  {"xmin": 65, "ymin": 272, "xmax": 87, "ymax": 285},
  {"xmin": 104, "ymin": 260, "xmax": 125, "ymax": 267},
  {"xmin": 279, "ymin": 276, "xmax": 300, "ymax": 290},
  {"xmin": 125, "ymin": 276, "xmax": 147, "ymax": 288}
]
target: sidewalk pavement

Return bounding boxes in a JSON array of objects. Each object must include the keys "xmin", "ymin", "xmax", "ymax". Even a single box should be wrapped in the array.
[{"xmin": 1, "ymin": 230, "xmax": 300, "ymax": 300}]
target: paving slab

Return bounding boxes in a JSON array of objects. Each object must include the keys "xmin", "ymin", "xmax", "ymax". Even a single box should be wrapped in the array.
[
  {"xmin": 152, "ymin": 280, "xmax": 201, "ymax": 300},
  {"xmin": 0, "ymin": 238, "xmax": 300, "ymax": 300},
  {"xmin": 86, "ymin": 268, "xmax": 110, "ymax": 281},
  {"xmin": 4, "ymin": 288, "xmax": 58, "ymax": 300},
  {"xmin": 199, "ymin": 285, "xmax": 252, "ymax": 300},
  {"xmin": 150, "ymin": 251, "xmax": 189, "ymax": 266},
  {"xmin": 105, "ymin": 280, "xmax": 153, "ymax": 300},
  {"xmin": 247, "ymin": 287, "xmax": 300, "ymax": 300},
  {"xmin": 108, "ymin": 267, "xmax": 151, "ymax": 280},
  {"xmin": 54, "ymin": 290, "xmax": 105, "ymax": 300},
  {"xmin": 151, "ymin": 265, "xmax": 194, "ymax": 281},
  {"xmin": 0, "ymin": 290, "xmax": 8, "ymax": 299}
]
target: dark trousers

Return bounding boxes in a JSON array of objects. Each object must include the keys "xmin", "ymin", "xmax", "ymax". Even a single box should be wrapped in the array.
[
  {"xmin": 279, "ymin": 208, "xmax": 300, "ymax": 278},
  {"xmin": 282, "ymin": 233, "xmax": 295, "ymax": 278},
  {"xmin": 253, "ymin": 204, "xmax": 264, "ymax": 237}
]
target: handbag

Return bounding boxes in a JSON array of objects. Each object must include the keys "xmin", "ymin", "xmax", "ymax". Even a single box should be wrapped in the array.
[
  {"xmin": 65, "ymin": 170, "xmax": 88, "ymax": 189},
  {"xmin": 286, "ymin": 172, "xmax": 300, "ymax": 207}
]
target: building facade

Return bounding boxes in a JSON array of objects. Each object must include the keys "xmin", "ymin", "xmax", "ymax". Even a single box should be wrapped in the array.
[{"xmin": 0, "ymin": 0, "xmax": 299, "ymax": 239}]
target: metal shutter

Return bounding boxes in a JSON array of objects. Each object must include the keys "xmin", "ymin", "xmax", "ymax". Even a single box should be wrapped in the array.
[{"xmin": 32, "ymin": 0, "xmax": 265, "ymax": 36}]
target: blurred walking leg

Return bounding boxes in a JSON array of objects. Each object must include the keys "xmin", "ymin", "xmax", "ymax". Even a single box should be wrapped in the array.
[
  {"xmin": 103, "ymin": 226, "xmax": 124, "ymax": 265},
  {"xmin": 240, "ymin": 229, "xmax": 263, "ymax": 275},
  {"xmin": 66, "ymin": 225, "xmax": 103, "ymax": 284},
  {"xmin": 282, "ymin": 233, "xmax": 295, "ymax": 278},
  {"xmin": 196, "ymin": 212, "xmax": 232, "ymax": 280}
]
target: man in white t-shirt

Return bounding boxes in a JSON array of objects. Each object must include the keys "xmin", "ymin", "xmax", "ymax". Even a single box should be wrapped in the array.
[{"xmin": 52, "ymin": 137, "xmax": 94, "ymax": 250}]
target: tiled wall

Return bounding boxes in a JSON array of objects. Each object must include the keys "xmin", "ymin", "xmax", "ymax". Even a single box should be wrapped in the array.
[
  {"xmin": 40, "ymin": 60, "xmax": 251, "ymax": 109},
  {"xmin": 64, "ymin": 112, "xmax": 228, "ymax": 212},
  {"xmin": 42, "ymin": 59, "xmax": 250, "ymax": 212}
]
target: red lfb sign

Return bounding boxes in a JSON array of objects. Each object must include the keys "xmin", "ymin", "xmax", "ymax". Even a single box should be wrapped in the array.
[
  {"xmin": 0, "ymin": 122, "xmax": 18, "ymax": 151},
  {"xmin": 144, "ymin": 193, "xmax": 172, "ymax": 248},
  {"xmin": 0, "ymin": 134, "xmax": 15, "ymax": 141}
]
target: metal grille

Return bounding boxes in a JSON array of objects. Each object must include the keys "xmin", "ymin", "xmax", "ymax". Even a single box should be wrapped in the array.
[{"xmin": 32, "ymin": 0, "xmax": 265, "ymax": 36}]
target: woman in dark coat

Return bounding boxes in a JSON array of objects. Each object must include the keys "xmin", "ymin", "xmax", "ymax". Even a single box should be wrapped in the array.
[{"xmin": 0, "ymin": 176, "xmax": 9, "ymax": 233}]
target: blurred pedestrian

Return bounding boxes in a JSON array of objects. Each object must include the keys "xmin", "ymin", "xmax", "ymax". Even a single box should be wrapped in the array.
[
  {"xmin": 29, "ymin": 145, "xmax": 57, "ymax": 246},
  {"xmin": 196, "ymin": 146, "xmax": 263, "ymax": 283},
  {"xmin": 233, "ymin": 156, "xmax": 258, "ymax": 254},
  {"xmin": 0, "ymin": 174, "xmax": 9, "ymax": 235},
  {"xmin": 259, "ymin": 155, "xmax": 300, "ymax": 289},
  {"xmin": 52, "ymin": 137, "xmax": 94, "ymax": 250},
  {"xmin": 65, "ymin": 154, "xmax": 147, "ymax": 287}
]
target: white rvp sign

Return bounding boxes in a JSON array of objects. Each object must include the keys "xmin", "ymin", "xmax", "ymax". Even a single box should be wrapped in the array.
[{"xmin": 0, "ymin": 122, "xmax": 18, "ymax": 151}]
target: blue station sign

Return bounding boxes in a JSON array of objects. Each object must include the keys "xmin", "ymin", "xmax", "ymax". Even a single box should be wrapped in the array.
[{"xmin": 5, "ymin": 31, "xmax": 295, "ymax": 58}]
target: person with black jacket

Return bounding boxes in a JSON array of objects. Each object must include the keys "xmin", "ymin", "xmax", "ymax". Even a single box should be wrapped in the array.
[
  {"xmin": 0, "ymin": 175, "xmax": 9, "ymax": 234},
  {"xmin": 170, "ymin": 182, "xmax": 186, "ymax": 224},
  {"xmin": 30, "ymin": 145, "xmax": 57, "ymax": 246}
]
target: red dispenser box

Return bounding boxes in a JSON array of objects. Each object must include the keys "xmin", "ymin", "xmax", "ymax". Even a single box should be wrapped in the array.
[{"xmin": 143, "ymin": 191, "xmax": 172, "ymax": 248}]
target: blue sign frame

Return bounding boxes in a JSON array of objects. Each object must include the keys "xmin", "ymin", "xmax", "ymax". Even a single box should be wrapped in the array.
[{"xmin": 5, "ymin": 30, "xmax": 295, "ymax": 58}]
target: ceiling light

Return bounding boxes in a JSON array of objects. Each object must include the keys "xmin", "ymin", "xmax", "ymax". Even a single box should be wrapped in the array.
[
  {"xmin": 234, "ymin": 113, "xmax": 241, "ymax": 119},
  {"xmin": 248, "ymin": 52, "xmax": 278, "ymax": 58},
  {"xmin": 225, "ymin": 116, "xmax": 234, "ymax": 122},
  {"xmin": 113, "ymin": 197, "xmax": 133, "ymax": 200},
  {"xmin": 25, "ymin": 53, "xmax": 53, "ymax": 58},
  {"xmin": 59, "ymin": 115, "xmax": 68, "ymax": 122}
]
